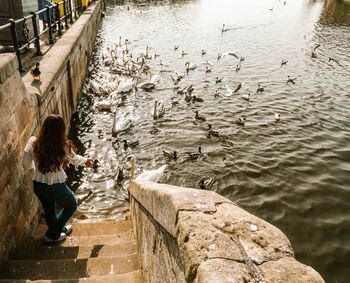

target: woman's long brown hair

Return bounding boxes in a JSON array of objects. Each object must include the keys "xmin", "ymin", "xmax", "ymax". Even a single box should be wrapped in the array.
[{"xmin": 33, "ymin": 114, "xmax": 76, "ymax": 174}]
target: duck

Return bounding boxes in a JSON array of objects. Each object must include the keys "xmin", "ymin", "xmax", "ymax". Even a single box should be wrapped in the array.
[
  {"xmin": 188, "ymin": 146, "xmax": 202, "ymax": 161},
  {"xmin": 281, "ymin": 60, "xmax": 288, "ymax": 67},
  {"xmin": 30, "ymin": 62, "xmax": 41, "ymax": 81},
  {"xmin": 153, "ymin": 100, "xmax": 165, "ymax": 119},
  {"xmin": 162, "ymin": 150, "xmax": 177, "ymax": 161},
  {"xmin": 235, "ymin": 64, "xmax": 241, "ymax": 72},
  {"xmin": 192, "ymin": 95, "xmax": 204, "ymax": 103},
  {"xmin": 125, "ymin": 155, "xmax": 166, "ymax": 183},
  {"xmin": 199, "ymin": 178, "xmax": 214, "ymax": 190},
  {"xmin": 216, "ymin": 77, "xmax": 223, "ymax": 83},
  {"xmin": 256, "ymin": 84, "xmax": 264, "ymax": 93},
  {"xmin": 207, "ymin": 124, "xmax": 219, "ymax": 137},
  {"xmin": 201, "ymin": 49, "xmax": 206, "ymax": 56},
  {"xmin": 242, "ymin": 93, "xmax": 251, "ymax": 101},
  {"xmin": 123, "ymin": 139, "xmax": 139, "ymax": 149},
  {"xmin": 195, "ymin": 111, "xmax": 206, "ymax": 121},
  {"xmin": 112, "ymin": 112, "xmax": 132, "ymax": 134},
  {"xmin": 234, "ymin": 115, "xmax": 246, "ymax": 125},
  {"xmin": 116, "ymin": 167, "xmax": 125, "ymax": 183},
  {"xmin": 275, "ymin": 113, "xmax": 281, "ymax": 122},
  {"xmin": 286, "ymin": 76, "xmax": 296, "ymax": 84}
]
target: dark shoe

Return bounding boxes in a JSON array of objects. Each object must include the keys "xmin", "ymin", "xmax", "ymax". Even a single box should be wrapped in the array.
[
  {"xmin": 63, "ymin": 225, "xmax": 72, "ymax": 235},
  {"xmin": 44, "ymin": 232, "xmax": 66, "ymax": 244}
]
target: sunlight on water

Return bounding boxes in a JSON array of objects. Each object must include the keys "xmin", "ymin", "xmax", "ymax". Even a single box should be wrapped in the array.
[{"xmin": 67, "ymin": 0, "xmax": 350, "ymax": 281}]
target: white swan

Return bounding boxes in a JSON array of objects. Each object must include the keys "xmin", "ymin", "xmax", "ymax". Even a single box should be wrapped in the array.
[
  {"xmin": 147, "ymin": 71, "xmax": 161, "ymax": 84},
  {"xmin": 185, "ymin": 61, "xmax": 197, "ymax": 70},
  {"xmin": 136, "ymin": 76, "xmax": 156, "ymax": 91},
  {"xmin": 138, "ymin": 46, "xmax": 149, "ymax": 58},
  {"xmin": 126, "ymin": 155, "xmax": 167, "ymax": 183},
  {"xmin": 117, "ymin": 77, "xmax": 135, "ymax": 93},
  {"xmin": 112, "ymin": 112, "xmax": 132, "ymax": 134},
  {"xmin": 153, "ymin": 100, "xmax": 165, "ymax": 119},
  {"xmin": 94, "ymin": 99, "xmax": 112, "ymax": 111}
]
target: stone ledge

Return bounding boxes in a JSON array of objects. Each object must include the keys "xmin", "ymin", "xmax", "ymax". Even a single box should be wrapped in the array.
[
  {"xmin": 0, "ymin": 53, "xmax": 18, "ymax": 84},
  {"xmin": 22, "ymin": 0, "xmax": 100, "ymax": 103},
  {"xmin": 130, "ymin": 180, "xmax": 325, "ymax": 282}
]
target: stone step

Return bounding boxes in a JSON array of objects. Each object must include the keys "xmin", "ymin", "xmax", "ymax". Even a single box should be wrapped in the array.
[
  {"xmin": 0, "ymin": 254, "xmax": 141, "ymax": 280},
  {"xmin": 62, "ymin": 230, "xmax": 133, "ymax": 247},
  {"xmin": 0, "ymin": 269, "xmax": 143, "ymax": 282},
  {"xmin": 11, "ymin": 241, "xmax": 137, "ymax": 260},
  {"xmin": 32, "ymin": 221, "xmax": 133, "ymax": 238}
]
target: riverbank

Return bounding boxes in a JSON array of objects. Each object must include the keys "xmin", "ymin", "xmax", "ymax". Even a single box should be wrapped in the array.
[{"xmin": 0, "ymin": 0, "xmax": 105, "ymax": 266}]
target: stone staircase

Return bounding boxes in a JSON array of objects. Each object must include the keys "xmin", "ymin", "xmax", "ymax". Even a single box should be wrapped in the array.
[{"xmin": 0, "ymin": 220, "xmax": 143, "ymax": 283}]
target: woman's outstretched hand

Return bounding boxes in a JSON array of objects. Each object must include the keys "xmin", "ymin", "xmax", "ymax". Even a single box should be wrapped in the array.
[{"xmin": 85, "ymin": 158, "xmax": 94, "ymax": 168}]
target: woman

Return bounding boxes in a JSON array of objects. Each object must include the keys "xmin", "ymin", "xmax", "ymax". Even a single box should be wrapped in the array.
[
  {"xmin": 22, "ymin": 114, "xmax": 93, "ymax": 243},
  {"xmin": 38, "ymin": 0, "xmax": 53, "ymax": 30}
]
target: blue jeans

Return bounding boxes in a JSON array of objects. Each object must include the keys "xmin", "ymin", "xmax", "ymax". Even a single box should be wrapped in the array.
[{"xmin": 33, "ymin": 181, "xmax": 77, "ymax": 239}]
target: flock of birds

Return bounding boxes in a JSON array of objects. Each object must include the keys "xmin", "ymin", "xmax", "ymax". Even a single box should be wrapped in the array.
[{"xmin": 84, "ymin": 21, "xmax": 335, "ymax": 193}]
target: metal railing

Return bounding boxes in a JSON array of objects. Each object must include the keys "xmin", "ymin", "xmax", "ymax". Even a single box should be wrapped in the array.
[{"xmin": 0, "ymin": 0, "xmax": 89, "ymax": 73}]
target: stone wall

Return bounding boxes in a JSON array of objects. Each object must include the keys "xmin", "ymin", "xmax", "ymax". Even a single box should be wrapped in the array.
[
  {"xmin": 130, "ymin": 180, "xmax": 325, "ymax": 283},
  {"xmin": 0, "ymin": 0, "xmax": 105, "ymax": 265}
]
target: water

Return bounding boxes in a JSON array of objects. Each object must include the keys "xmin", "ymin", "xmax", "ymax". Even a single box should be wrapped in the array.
[{"xmin": 66, "ymin": 0, "xmax": 350, "ymax": 281}]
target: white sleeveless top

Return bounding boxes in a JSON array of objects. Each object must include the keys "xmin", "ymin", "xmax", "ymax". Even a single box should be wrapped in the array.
[{"xmin": 22, "ymin": 136, "xmax": 88, "ymax": 185}]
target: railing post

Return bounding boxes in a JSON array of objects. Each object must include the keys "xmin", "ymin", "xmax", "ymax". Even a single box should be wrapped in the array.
[
  {"xmin": 68, "ymin": 0, "xmax": 73, "ymax": 24},
  {"xmin": 55, "ymin": 4, "xmax": 62, "ymax": 36},
  {"xmin": 9, "ymin": 19, "xmax": 24, "ymax": 73},
  {"xmin": 46, "ymin": 6, "xmax": 54, "ymax": 44},
  {"xmin": 63, "ymin": 0, "xmax": 69, "ymax": 30},
  {"xmin": 31, "ymin": 12, "xmax": 42, "ymax": 56}
]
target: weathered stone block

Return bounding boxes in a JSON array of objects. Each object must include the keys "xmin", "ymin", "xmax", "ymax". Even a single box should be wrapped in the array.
[{"xmin": 130, "ymin": 181, "xmax": 325, "ymax": 283}]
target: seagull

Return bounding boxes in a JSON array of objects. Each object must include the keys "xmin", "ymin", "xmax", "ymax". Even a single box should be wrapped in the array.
[
  {"xmin": 311, "ymin": 51, "xmax": 317, "ymax": 58},
  {"xmin": 234, "ymin": 115, "xmax": 246, "ymax": 125},
  {"xmin": 174, "ymin": 45, "xmax": 179, "ymax": 50},
  {"xmin": 235, "ymin": 64, "xmax": 241, "ymax": 72},
  {"xmin": 199, "ymin": 178, "xmax": 214, "ymax": 190},
  {"xmin": 275, "ymin": 113, "xmax": 280, "ymax": 122},
  {"xmin": 239, "ymin": 57, "xmax": 245, "ymax": 62},
  {"xmin": 281, "ymin": 60, "xmax": 288, "ymax": 67},
  {"xmin": 242, "ymin": 93, "xmax": 251, "ymax": 101},
  {"xmin": 286, "ymin": 76, "xmax": 296, "ymax": 84},
  {"xmin": 223, "ymin": 52, "xmax": 239, "ymax": 59},
  {"xmin": 215, "ymin": 77, "xmax": 223, "ymax": 83},
  {"xmin": 217, "ymin": 53, "xmax": 222, "ymax": 61},
  {"xmin": 182, "ymin": 51, "xmax": 188, "ymax": 57},
  {"xmin": 233, "ymin": 82, "xmax": 244, "ymax": 94},
  {"xmin": 214, "ymin": 90, "xmax": 220, "ymax": 98},
  {"xmin": 205, "ymin": 66, "xmax": 212, "ymax": 73},
  {"xmin": 201, "ymin": 49, "xmax": 206, "ymax": 56},
  {"xmin": 329, "ymin": 57, "xmax": 340, "ymax": 64},
  {"xmin": 256, "ymin": 84, "xmax": 264, "ymax": 93}
]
